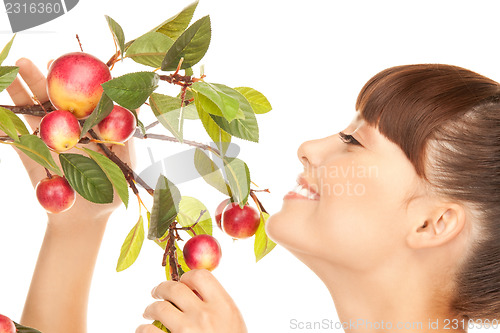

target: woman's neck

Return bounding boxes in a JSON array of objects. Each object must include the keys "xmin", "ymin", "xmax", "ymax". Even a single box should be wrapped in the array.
[{"xmin": 292, "ymin": 252, "xmax": 466, "ymax": 333}]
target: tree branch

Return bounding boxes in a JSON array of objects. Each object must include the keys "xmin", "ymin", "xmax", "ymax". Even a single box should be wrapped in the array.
[
  {"xmin": 168, "ymin": 224, "xmax": 180, "ymax": 282},
  {"xmin": 250, "ymin": 189, "xmax": 268, "ymax": 215},
  {"xmin": 0, "ymin": 102, "xmax": 54, "ymax": 116},
  {"xmin": 87, "ymin": 129, "xmax": 154, "ymax": 196},
  {"xmin": 133, "ymin": 130, "xmax": 222, "ymax": 157}
]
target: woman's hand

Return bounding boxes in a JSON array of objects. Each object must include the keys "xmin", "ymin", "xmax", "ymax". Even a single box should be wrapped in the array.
[
  {"xmin": 6, "ymin": 57, "xmax": 136, "ymax": 224},
  {"xmin": 4, "ymin": 57, "xmax": 137, "ymax": 333},
  {"xmin": 137, "ymin": 269, "xmax": 248, "ymax": 333}
]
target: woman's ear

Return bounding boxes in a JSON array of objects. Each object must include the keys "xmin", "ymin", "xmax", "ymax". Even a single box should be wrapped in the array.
[{"xmin": 406, "ymin": 203, "xmax": 466, "ymax": 249}]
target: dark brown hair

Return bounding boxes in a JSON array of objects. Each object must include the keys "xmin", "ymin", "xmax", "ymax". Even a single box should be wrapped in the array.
[{"xmin": 356, "ymin": 64, "xmax": 500, "ymax": 319}]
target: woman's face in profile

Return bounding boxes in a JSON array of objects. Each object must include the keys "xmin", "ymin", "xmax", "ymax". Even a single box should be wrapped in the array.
[{"xmin": 266, "ymin": 113, "xmax": 431, "ymax": 271}]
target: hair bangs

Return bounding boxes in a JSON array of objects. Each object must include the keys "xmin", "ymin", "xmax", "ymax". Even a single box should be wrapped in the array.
[{"xmin": 355, "ymin": 64, "xmax": 500, "ymax": 178}]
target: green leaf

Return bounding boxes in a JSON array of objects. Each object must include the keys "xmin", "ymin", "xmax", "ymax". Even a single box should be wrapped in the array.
[
  {"xmin": 59, "ymin": 153, "xmax": 114, "ymax": 204},
  {"xmin": 149, "ymin": 93, "xmax": 187, "ymax": 142},
  {"xmin": 223, "ymin": 157, "xmax": 251, "ymax": 207},
  {"xmin": 234, "ymin": 87, "xmax": 272, "ymax": 114},
  {"xmin": 13, "ymin": 135, "xmax": 62, "ymax": 176},
  {"xmin": 80, "ymin": 93, "xmax": 114, "ymax": 138},
  {"xmin": 0, "ymin": 106, "xmax": 19, "ymax": 141},
  {"xmin": 193, "ymin": 148, "xmax": 232, "ymax": 196},
  {"xmin": 105, "ymin": 15, "xmax": 126, "ymax": 61},
  {"xmin": 116, "ymin": 216, "xmax": 145, "ymax": 272},
  {"xmin": 126, "ymin": 32, "xmax": 174, "ymax": 68},
  {"xmin": 191, "ymin": 82, "xmax": 244, "ymax": 122},
  {"xmin": 130, "ymin": 109, "xmax": 145, "ymax": 136},
  {"xmin": 102, "ymin": 72, "xmax": 159, "ymax": 110},
  {"xmin": 177, "ymin": 196, "xmax": 212, "ymax": 236},
  {"xmin": 194, "ymin": 92, "xmax": 232, "ymax": 153},
  {"xmin": 0, "ymin": 107, "xmax": 29, "ymax": 136},
  {"xmin": 149, "ymin": 176, "xmax": 181, "ymax": 240},
  {"xmin": 153, "ymin": 0, "xmax": 198, "ymax": 40},
  {"xmin": 254, "ymin": 212, "xmax": 277, "ymax": 262},
  {"xmin": 14, "ymin": 322, "xmax": 42, "ymax": 333},
  {"xmin": 162, "ymin": 15, "xmax": 211, "ymax": 71},
  {"xmin": 0, "ymin": 35, "xmax": 15, "ymax": 66},
  {"xmin": 0, "ymin": 66, "xmax": 18, "ymax": 93},
  {"xmin": 210, "ymin": 88, "xmax": 259, "ymax": 143},
  {"xmin": 153, "ymin": 320, "xmax": 171, "ymax": 333},
  {"xmin": 83, "ymin": 148, "xmax": 129, "ymax": 208},
  {"xmin": 183, "ymin": 104, "xmax": 198, "ymax": 120}
]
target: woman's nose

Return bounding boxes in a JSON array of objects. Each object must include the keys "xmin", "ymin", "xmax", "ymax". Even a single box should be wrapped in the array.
[{"xmin": 297, "ymin": 136, "xmax": 334, "ymax": 168}]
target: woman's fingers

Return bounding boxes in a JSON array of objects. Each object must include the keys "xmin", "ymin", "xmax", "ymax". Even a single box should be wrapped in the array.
[
  {"xmin": 142, "ymin": 300, "xmax": 184, "ymax": 332},
  {"xmin": 6, "ymin": 59, "xmax": 43, "ymax": 132},
  {"xmin": 16, "ymin": 58, "xmax": 49, "ymax": 103},
  {"xmin": 16, "ymin": 58, "xmax": 50, "ymax": 131},
  {"xmin": 179, "ymin": 269, "xmax": 229, "ymax": 304},
  {"xmin": 151, "ymin": 280, "xmax": 203, "ymax": 312},
  {"xmin": 6, "ymin": 76, "xmax": 33, "ymax": 106}
]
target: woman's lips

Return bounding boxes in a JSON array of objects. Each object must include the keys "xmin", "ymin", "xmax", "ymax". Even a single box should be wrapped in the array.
[
  {"xmin": 296, "ymin": 175, "xmax": 320, "ymax": 197},
  {"xmin": 284, "ymin": 191, "xmax": 317, "ymax": 200},
  {"xmin": 283, "ymin": 182, "xmax": 320, "ymax": 201}
]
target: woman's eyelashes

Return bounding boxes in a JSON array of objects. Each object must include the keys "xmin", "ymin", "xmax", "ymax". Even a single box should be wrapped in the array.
[{"xmin": 338, "ymin": 132, "xmax": 362, "ymax": 146}]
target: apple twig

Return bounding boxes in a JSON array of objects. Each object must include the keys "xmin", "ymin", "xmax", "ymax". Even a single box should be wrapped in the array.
[
  {"xmin": 161, "ymin": 222, "xmax": 181, "ymax": 281},
  {"xmin": 168, "ymin": 226, "xmax": 180, "ymax": 282},
  {"xmin": 0, "ymin": 136, "xmax": 14, "ymax": 142},
  {"xmin": 87, "ymin": 129, "xmax": 154, "ymax": 196},
  {"xmin": 0, "ymin": 103, "xmax": 54, "ymax": 116},
  {"xmin": 250, "ymin": 189, "xmax": 268, "ymax": 214},
  {"xmin": 106, "ymin": 50, "xmax": 120, "ymax": 68},
  {"xmin": 134, "ymin": 131, "xmax": 221, "ymax": 157}
]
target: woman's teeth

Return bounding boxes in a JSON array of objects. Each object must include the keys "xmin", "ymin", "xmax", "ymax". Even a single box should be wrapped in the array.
[{"xmin": 291, "ymin": 184, "xmax": 320, "ymax": 200}]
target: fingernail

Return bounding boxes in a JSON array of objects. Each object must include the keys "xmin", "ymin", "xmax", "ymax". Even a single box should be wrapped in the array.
[
  {"xmin": 143, "ymin": 312, "xmax": 153, "ymax": 320},
  {"xmin": 151, "ymin": 286, "xmax": 157, "ymax": 298}
]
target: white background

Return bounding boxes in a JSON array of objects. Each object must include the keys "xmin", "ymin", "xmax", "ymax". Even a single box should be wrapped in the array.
[{"xmin": 1, "ymin": 0, "xmax": 500, "ymax": 332}]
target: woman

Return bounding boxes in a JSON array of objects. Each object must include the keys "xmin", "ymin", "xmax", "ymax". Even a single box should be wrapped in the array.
[{"xmin": 137, "ymin": 64, "xmax": 500, "ymax": 332}]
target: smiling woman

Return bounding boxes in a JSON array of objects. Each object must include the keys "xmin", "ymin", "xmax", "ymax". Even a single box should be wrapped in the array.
[{"xmin": 263, "ymin": 64, "xmax": 500, "ymax": 331}]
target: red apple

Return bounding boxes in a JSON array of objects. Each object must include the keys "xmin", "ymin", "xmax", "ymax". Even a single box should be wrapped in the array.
[
  {"xmin": 0, "ymin": 314, "xmax": 16, "ymax": 333},
  {"xmin": 36, "ymin": 175, "xmax": 76, "ymax": 214},
  {"xmin": 222, "ymin": 203, "xmax": 260, "ymax": 239},
  {"xmin": 97, "ymin": 105, "xmax": 137, "ymax": 143},
  {"xmin": 39, "ymin": 110, "xmax": 81, "ymax": 152},
  {"xmin": 47, "ymin": 52, "xmax": 112, "ymax": 119},
  {"xmin": 215, "ymin": 198, "xmax": 231, "ymax": 230},
  {"xmin": 183, "ymin": 235, "xmax": 222, "ymax": 271}
]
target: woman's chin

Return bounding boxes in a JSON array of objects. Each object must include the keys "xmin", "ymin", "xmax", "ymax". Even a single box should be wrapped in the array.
[{"xmin": 265, "ymin": 209, "xmax": 306, "ymax": 250}]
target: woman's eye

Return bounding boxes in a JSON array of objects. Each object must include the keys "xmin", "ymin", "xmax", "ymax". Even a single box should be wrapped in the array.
[{"xmin": 338, "ymin": 132, "xmax": 361, "ymax": 146}]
